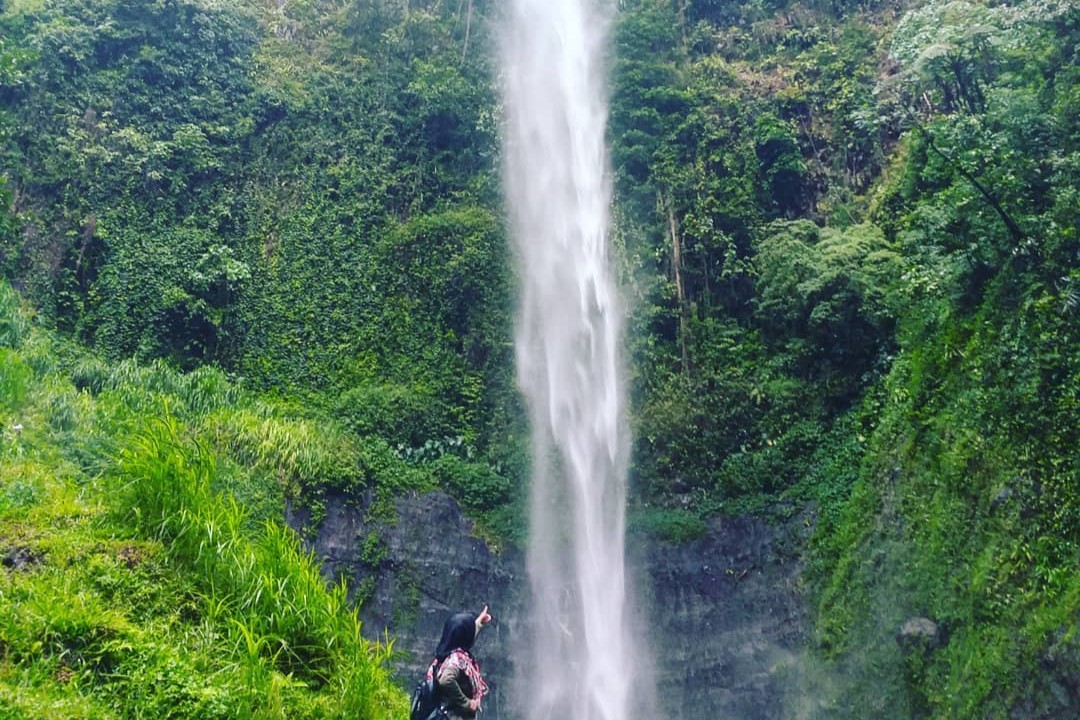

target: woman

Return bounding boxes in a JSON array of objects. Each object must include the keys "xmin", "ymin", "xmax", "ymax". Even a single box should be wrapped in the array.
[{"xmin": 426, "ymin": 605, "xmax": 492, "ymax": 719}]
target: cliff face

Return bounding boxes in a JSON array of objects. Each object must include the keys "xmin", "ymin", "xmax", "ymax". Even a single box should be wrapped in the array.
[
  {"xmin": 634, "ymin": 513, "xmax": 813, "ymax": 719},
  {"xmin": 288, "ymin": 491, "xmax": 811, "ymax": 720}
]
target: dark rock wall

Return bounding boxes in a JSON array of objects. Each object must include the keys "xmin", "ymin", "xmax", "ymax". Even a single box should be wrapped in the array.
[
  {"xmin": 633, "ymin": 514, "xmax": 812, "ymax": 720},
  {"xmin": 287, "ymin": 491, "xmax": 810, "ymax": 720}
]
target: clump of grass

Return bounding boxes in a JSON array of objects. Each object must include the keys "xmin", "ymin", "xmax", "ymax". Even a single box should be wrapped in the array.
[
  {"xmin": 203, "ymin": 405, "xmax": 363, "ymax": 496},
  {"xmin": 0, "ymin": 281, "xmax": 29, "ymax": 349},
  {"xmin": 0, "ymin": 347, "xmax": 32, "ymax": 413}
]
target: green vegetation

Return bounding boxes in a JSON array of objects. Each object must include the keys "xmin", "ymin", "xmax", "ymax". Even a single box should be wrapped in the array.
[
  {"xmin": 0, "ymin": 281, "xmax": 410, "ymax": 718},
  {"xmin": 0, "ymin": 0, "xmax": 1076, "ymax": 717},
  {"xmin": 0, "ymin": 0, "xmax": 525, "ymax": 544},
  {"xmin": 609, "ymin": 0, "xmax": 1078, "ymax": 715},
  {"xmin": 0, "ymin": 0, "xmax": 516, "ymax": 470}
]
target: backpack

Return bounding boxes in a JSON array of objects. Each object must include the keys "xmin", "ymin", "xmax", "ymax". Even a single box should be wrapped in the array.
[{"xmin": 410, "ymin": 661, "xmax": 448, "ymax": 720}]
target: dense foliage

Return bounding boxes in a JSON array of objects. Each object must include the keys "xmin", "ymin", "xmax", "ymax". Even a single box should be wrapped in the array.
[
  {"xmin": 610, "ymin": 0, "xmax": 1078, "ymax": 715},
  {"xmin": 1, "ymin": 0, "xmax": 1077, "ymax": 718},
  {"xmin": 0, "ymin": 0, "xmax": 517, "ymax": 482}
]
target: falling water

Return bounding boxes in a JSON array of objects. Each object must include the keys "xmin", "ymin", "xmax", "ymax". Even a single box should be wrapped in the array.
[{"xmin": 500, "ymin": 2, "xmax": 637, "ymax": 719}]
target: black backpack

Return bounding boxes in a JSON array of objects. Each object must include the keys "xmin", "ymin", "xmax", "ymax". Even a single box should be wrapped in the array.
[{"xmin": 410, "ymin": 661, "xmax": 448, "ymax": 720}]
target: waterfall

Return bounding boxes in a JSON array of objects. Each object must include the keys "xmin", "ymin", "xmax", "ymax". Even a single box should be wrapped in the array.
[{"xmin": 500, "ymin": 2, "xmax": 639, "ymax": 719}]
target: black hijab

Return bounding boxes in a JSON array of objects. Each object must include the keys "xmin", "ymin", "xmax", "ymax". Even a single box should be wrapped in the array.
[{"xmin": 434, "ymin": 612, "xmax": 477, "ymax": 660}]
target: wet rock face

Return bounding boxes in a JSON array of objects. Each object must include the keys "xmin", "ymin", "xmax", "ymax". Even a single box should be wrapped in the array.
[
  {"xmin": 287, "ymin": 490, "xmax": 528, "ymax": 719},
  {"xmin": 635, "ymin": 514, "xmax": 811, "ymax": 720},
  {"xmin": 1, "ymin": 545, "xmax": 42, "ymax": 571},
  {"xmin": 288, "ymin": 492, "xmax": 810, "ymax": 720},
  {"xmin": 896, "ymin": 617, "xmax": 942, "ymax": 654}
]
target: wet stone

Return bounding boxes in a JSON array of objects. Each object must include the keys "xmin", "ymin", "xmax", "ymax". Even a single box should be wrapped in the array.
[
  {"xmin": 896, "ymin": 617, "xmax": 941, "ymax": 654},
  {"xmin": 1, "ymin": 545, "xmax": 42, "ymax": 571}
]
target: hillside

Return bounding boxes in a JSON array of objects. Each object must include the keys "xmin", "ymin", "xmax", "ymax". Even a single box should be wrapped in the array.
[
  {"xmin": 0, "ymin": 281, "xmax": 416, "ymax": 718},
  {"xmin": 1, "ymin": 0, "xmax": 1078, "ymax": 718}
]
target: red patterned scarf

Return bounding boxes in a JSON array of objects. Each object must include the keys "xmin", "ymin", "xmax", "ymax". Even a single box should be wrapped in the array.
[{"xmin": 427, "ymin": 649, "xmax": 489, "ymax": 699}]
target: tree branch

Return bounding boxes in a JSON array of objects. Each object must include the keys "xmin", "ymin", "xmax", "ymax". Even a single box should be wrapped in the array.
[{"xmin": 911, "ymin": 120, "xmax": 1025, "ymax": 245}]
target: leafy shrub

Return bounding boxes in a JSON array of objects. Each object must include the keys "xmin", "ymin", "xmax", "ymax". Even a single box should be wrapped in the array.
[
  {"xmin": 753, "ymin": 220, "xmax": 902, "ymax": 399},
  {"xmin": 355, "ymin": 435, "xmax": 435, "ymax": 497},
  {"xmin": 334, "ymin": 382, "xmax": 452, "ymax": 450},
  {"xmin": 0, "ymin": 477, "xmax": 41, "ymax": 514},
  {"xmin": 431, "ymin": 455, "xmax": 511, "ymax": 512},
  {"xmin": 107, "ymin": 650, "xmax": 237, "ymax": 720},
  {"xmin": 714, "ymin": 419, "xmax": 825, "ymax": 498},
  {"xmin": 753, "ymin": 113, "xmax": 807, "ymax": 214}
]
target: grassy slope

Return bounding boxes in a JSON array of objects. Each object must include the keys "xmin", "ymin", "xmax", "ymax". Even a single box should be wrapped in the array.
[
  {"xmin": 802, "ymin": 5, "xmax": 1080, "ymax": 714},
  {"xmin": 0, "ymin": 281, "xmax": 410, "ymax": 720},
  {"xmin": 808, "ymin": 270, "xmax": 1080, "ymax": 717}
]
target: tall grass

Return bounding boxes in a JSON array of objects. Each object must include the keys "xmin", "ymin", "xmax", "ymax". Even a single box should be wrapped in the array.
[
  {"xmin": 0, "ymin": 281, "xmax": 28, "ymax": 349},
  {"xmin": 0, "ymin": 348, "xmax": 32, "ymax": 413},
  {"xmin": 203, "ymin": 406, "xmax": 363, "ymax": 496},
  {"xmin": 116, "ymin": 415, "xmax": 406, "ymax": 719},
  {"xmin": 69, "ymin": 357, "xmax": 242, "ymax": 419}
]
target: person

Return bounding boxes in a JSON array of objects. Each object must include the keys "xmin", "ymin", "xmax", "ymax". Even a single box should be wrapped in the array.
[{"xmin": 426, "ymin": 605, "xmax": 492, "ymax": 719}]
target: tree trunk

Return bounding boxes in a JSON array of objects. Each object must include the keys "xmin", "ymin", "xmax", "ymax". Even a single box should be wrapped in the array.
[
  {"xmin": 666, "ymin": 194, "xmax": 691, "ymax": 376},
  {"xmin": 462, "ymin": 0, "xmax": 473, "ymax": 64}
]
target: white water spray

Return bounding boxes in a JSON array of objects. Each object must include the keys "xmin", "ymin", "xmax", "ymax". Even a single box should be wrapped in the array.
[{"xmin": 501, "ymin": 2, "xmax": 637, "ymax": 719}]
